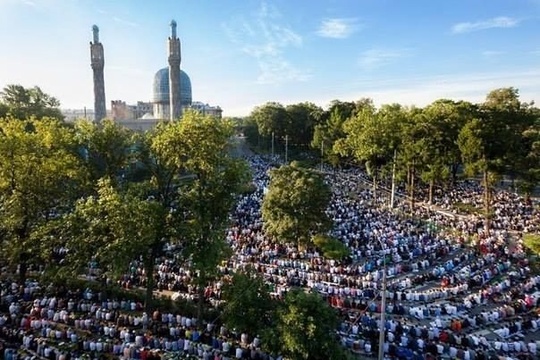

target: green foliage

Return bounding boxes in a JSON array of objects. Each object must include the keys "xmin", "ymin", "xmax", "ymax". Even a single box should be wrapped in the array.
[
  {"xmin": 337, "ymin": 103, "xmax": 402, "ymax": 170},
  {"xmin": 222, "ymin": 269, "xmax": 277, "ymax": 337},
  {"xmin": 74, "ymin": 119, "xmax": 135, "ymax": 185},
  {"xmin": 523, "ymin": 234, "xmax": 540, "ymax": 256},
  {"xmin": 0, "ymin": 84, "xmax": 63, "ymax": 121},
  {"xmin": 284, "ymin": 102, "xmax": 323, "ymax": 147},
  {"xmin": 312, "ymin": 234, "xmax": 350, "ymax": 260},
  {"xmin": 270, "ymin": 289, "xmax": 346, "ymax": 360},
  {"xmin": 58, "ymin": 178, "xmax": 164, "ymax": 279},
  {"xmin": 177, "ymin": 111, "xmax": 250, "ymax": 277},
  {"xmin": 0, "ymin": 117, "xmax": 84, "ymax": 281},
  {"xmin": 251, "ymin": 102, "xmax": 288, "ymax": 139},
  {"xmin": 262, "ymin": 162, "xmax": 332, "ymax": 247}
]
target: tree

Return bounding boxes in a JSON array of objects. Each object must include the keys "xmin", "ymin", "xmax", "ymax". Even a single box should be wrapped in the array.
[
  {"xmin": 517, "ymin": 115, "xmax": 540, "ymax": 199},
  {"xmin": 336, "ymin": 103, "xmax": 403, "ymax": 202},
  {"xmin": 58, "ymin": 178, "xmax": 163, "ymax": 286},
  {"xmin": 311, "ymin": 99, "xmax": 372, "ymax": 167},
  {"xmin": 458, "ymin": 88, "xmax": 530, "ymax": 232},
  {"xmin": 0, "ymin": 117, "xmax": 83, "ymax": 283},
  {"xmin": 177, "ymin": 110, "xmax": 250, "ymax": 319},
  {"xmin": 0, "ymin": 84, "xmax": 63, "ymax": 121},
  {"xmin": 523, "ymin": 234, "xmax": 540, "ymax": 256},
  {"xmin": 284, "ymin": 102, "xmax": 322, "ymax": 148},
  {"xmin": 270, "ymin": 289, "xmax": 346, "ymax": 360},
  {"xmin": 222, "ymin": 269, "xmax": 276, "ymax": 338},
  {"xmin": 250, "ymin": 102, "xmax": 288, "ymax": 151},
  {"xmin": 312, "ymin": 234, "xmax": 350, "ymax": 260},
  {"xmin": 262, "ymin": 161, "xmax": 332, "ymax": 248},
  {"xmin": 398, "ymin": 106, "xmax": 430, "ymax": 211},
  {"xmin": 419, "ymin": 100, "xmax": 473, "ymax": 202},
  {"xmin": 74, "ymin": 119, "xmax": 135, "ymax": 186}
]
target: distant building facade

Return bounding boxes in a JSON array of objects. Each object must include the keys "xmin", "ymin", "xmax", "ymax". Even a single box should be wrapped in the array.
[
  {"xmin": 190, "ymin": 101, "xmax": 223, "ymax": 118},
  {"xmin": 111, "ymin": 100, "xmax": 153, "ymax": 120}
]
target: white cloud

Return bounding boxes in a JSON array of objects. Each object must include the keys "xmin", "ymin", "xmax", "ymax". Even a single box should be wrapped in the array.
[
  {"xmin": 358, "ymin": 48, "xmax": 411, "ymax": 70},
  {"xmin": 222, "ymin": 2, "xmax": 309, "ymax": 85},
  {"xmin": 316, "ymin": 18, "xmax": 360, "ymax": 39},
  {"xmin": 219, "ymin": 68, "xmax": 540, "ymax": 116},
  {"xmin": 336, "ymin": 69, "xmax": 540, "ymax": 109},
  {"xmin": 257, "ymin": 58, "xmax": 311, "ymax": 84},
  {"xmin": 451, "ymin": 16, "xmax": 519, "ymax": 34},
  {"xmin": 21, "ymin": 0, "xmax": 37, "ymax": 7},
  {"xmin": 112, "ymin": 16, "xmax": 139, "ymax": 28}
]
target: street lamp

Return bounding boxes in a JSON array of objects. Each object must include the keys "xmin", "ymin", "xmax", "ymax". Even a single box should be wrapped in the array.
[{"xmin": 377, "ymin": 239, "xmax": 387, "ymax": 360}]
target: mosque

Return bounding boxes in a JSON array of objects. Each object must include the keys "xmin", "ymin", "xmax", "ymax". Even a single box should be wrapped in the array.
[{"xmin": 90, "ymin": 20, "xmax": 221, "ymax": 130}]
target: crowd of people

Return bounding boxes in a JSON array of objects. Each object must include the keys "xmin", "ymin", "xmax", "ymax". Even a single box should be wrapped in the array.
[{"xmin": 1, "ymin": 154, "xmax": 539, "ymax": 360}]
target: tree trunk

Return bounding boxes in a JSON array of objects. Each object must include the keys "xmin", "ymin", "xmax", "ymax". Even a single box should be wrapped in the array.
[
  {"xmin": 144, "ymin": 248, "xmax": 157, "ymax": 313},
  {"xmin": 197, "ymin": 277, "xmax": 205, "ymax": 322},
  {"xmin": 16, "ymin": 225, "xmax": 29, "ymax": 286},
  {"xmin": 428, "ymin": 179, "xmax": 434, "ymax": 205},
  {"xmin": 451, "ymin": 164, "xmax": 459, "ymax": 184},
  {"xmin": 483, "ymin": 170, "xmax": 491, "ymax": 235}
]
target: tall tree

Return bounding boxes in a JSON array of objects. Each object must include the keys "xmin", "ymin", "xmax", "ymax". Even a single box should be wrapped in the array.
[
  {"xmin": 312, "ymin": 99, "xmax": 372, "ymax": 167},
  {"xmin": 269, "ymin": 289, "xmax": 346, "ymax": 360},
  {"xmin": 419, "ymin": 100, "xmax": 474, "ymax": 201},
  {"xmin": 250, "ymin": 102, "xmax": 288, "ymax": 151},
  {"xmin": 74, "ymin": 119, "xmax": 134, "ymax": 186},
  {"xmin": 398, "ymin": 106, "xmax": 431, "ymax": 211},
  {"xmin": 336, "ymin": 103, "xmax": 403, "ymax": 201},
  {"xmin": 0, "ymin": 117, "xmax": 83, "ymax": 283},
  {"xmin": 284, "ymin": 102, "xmax": 322, "ymax": 148},
  {"xmin": 0, "ymin": 85, "xmax": 63, "ymax": 121},
  {"xmin": 58, "ymin": 178, "xmax": 164, "ymax": 290},
  {"xmin": 517, "ymin": 114, "xmax": 540, "ymax": 199},
  {"xmin": 262, "ymin": 161, "xmax": 332, "ymax": 248},
  {"xmin": 222, "ymin": 269, "xmax": 277, "ymax": 338},
  {"xmin": 458, "ymin": 88, "xmax": 525, "ymax": 232},
  {"xmin": 177, "ymin": 110, "xmax": 250, "ymax": 319}
]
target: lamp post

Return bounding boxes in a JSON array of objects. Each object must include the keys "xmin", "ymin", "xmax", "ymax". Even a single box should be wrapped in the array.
[{"xmin": 378, "ymin": 240, "xmax": 387, "ymax": 360}]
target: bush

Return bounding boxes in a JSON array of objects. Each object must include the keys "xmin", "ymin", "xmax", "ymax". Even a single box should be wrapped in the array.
[{"xmin": 312, "ymin": 234, "xmax": 351, "ymax": 260}]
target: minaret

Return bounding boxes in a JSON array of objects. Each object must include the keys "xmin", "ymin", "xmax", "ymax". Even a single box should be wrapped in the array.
[
  {"xmin": 168, "ymin": 20, "xmax": 181, "ymax": 121},
  {"xmin": 90, "ymin": 25, "xmax": 106, "ymax": 123}
]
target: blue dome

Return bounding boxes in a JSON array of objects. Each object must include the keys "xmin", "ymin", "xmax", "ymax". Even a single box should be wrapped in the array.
[{"xmin": 152, "ymin": 67, "xmax": 192, "ymax": 106}]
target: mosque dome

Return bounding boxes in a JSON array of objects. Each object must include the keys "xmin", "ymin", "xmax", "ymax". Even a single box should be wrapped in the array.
[{"xmin": 152, "ymin": 67, "xmax": 192, "ymax": 106}]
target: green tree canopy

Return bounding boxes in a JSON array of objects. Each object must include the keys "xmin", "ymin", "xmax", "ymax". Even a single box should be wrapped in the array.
[
  {"xmin": 74, "ymin": 119, "xmax": 135, "ymax": 186},
  {"xmin": 270, "ymin": 289, "xmax": 346, "ymax": 360},
  {"xmin": 176, "ymin": 110, "xmax": 250, "ymax": 318},
  {"xmin": 0, "ymin": 117, "xmax": 83, "ymax": 283},
  {"xmin": 250, "ymin": 102, "xmax": 288, "ymax": 140},
  {"xmin": 284, "ymin": 102, "xmax": 322, "ymax": 148},
  {"xmin": 0, "ymin": 84, "xmax": 63, "ymax": 121},
  {"xmin": 262, "ymin": 161, "xmax": 332, "ymax": 247},
  {"xmin": 458, "ymin": 88, "xmax": 530, "ymax": 231},
  {"xmin": 57, "ymin": 178, "xmax": 164, "ymax": 281},
  {"xmin": 222, "ymin": 269, "xmax": 277, "ymax": 337}
]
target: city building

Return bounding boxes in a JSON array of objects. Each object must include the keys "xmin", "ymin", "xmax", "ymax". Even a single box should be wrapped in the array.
[
  {"xmin": 111, "ymin": 100, "xmax": 153, "ymax": 120},
  {"xmin": 190, "ymin": 101, "xmax": 223, "ymax": 118}
]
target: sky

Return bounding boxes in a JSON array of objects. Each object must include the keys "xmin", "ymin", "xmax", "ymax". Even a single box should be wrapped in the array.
[{"xmin": 1, "ymin": 0, "xmax": 540, "ymax": 117}]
